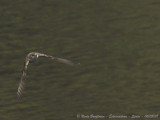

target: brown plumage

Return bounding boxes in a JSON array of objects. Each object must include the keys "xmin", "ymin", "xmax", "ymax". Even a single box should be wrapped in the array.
[{"xmin": 17, "ymin": 52, "xmax": 74, "ymax": 99}]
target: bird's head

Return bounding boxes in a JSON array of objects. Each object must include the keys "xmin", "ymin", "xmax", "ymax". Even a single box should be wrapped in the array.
[
  {"xmin": 29, "ymin": 53, "xmax": 39, "ymax": 59},
  {"xmin": 35, "ymin": 53, "xmax": 39, "ymax": 58}
]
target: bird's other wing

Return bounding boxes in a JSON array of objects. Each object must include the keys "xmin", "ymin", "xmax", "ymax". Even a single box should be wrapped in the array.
[
  {"xmin": 37, "ymin": 53, "xmax": 75, "ymax": 65},
  {"xmin": 54, "ymin": 57, "xmax": 75, "ymax": 65},
  {"xmin": 17, "ymin": 60, "xmax": 29, "ymax": 99}
]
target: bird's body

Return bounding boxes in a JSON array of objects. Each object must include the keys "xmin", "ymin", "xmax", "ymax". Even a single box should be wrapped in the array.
[
  {"xmin": 17, "ymin": 52, "xmax": 74, "ymax": 99},
  {"xmin": 27, "ymin": 52, "xmax": 39, "ymax": 63}
]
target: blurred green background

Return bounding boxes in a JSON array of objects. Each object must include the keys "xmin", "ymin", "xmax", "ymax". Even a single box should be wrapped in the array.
[{"xmin": 0, "ymin": 0, "xmax": 159, "ymax": 120}]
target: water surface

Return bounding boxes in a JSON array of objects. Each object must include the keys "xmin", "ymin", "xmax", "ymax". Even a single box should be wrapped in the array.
[{"xmin": 0, "ymin": 0, "xmax": 159, "ymax": 120}]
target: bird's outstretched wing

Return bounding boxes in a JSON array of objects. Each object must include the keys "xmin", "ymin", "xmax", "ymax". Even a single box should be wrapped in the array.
[
  {"xmin": 17, "ymin": 60, "xmax": 29, "ymax": 99},
  {"xmin": 37, "ymin": 53, "xmax": 75, "ymax": 65}
]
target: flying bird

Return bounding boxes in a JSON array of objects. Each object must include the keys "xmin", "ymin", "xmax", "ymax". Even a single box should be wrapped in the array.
[{"xmin": 17, "ymin": 52, "xmax": 75, "ymax": 99}]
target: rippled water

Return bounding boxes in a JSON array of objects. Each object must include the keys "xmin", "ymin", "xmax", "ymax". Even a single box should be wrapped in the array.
[{"xmin": 0, "ymin": 0, "xmax": 159, "ymax": 120}]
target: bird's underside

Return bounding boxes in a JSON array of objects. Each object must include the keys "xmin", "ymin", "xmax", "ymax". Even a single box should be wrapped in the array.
[{"xmin": 17, "ymin": 52, "xmax": 75, "ymax": 99}]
